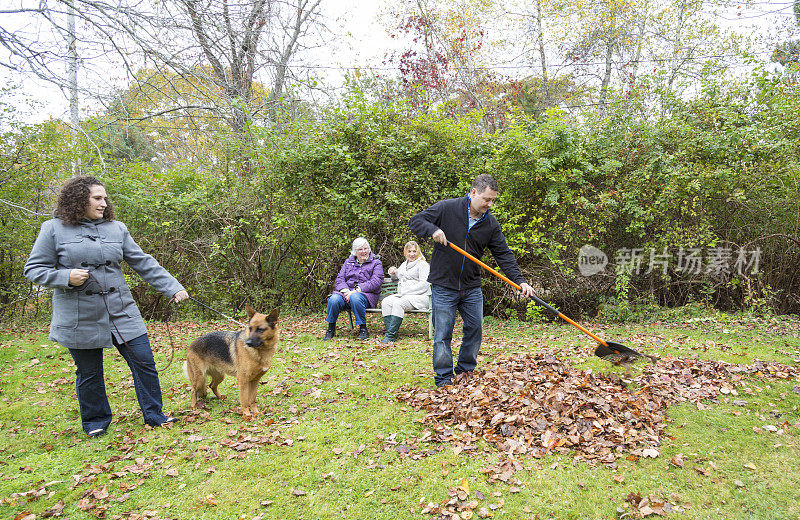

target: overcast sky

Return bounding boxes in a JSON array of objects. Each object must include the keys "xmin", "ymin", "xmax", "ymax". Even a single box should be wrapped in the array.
[{"xmin": 1, "ymin": 0, "xmax": 797, "ymax": 125}]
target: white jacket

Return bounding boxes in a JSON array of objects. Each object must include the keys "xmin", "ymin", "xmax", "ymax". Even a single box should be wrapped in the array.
[{"xmin": 392, "ymin": 258, "xmax": 431, "ymax": 296}]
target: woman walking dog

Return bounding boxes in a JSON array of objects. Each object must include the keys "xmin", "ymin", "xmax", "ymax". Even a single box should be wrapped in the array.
[{"xmin": 24, "ymin": 175, "xmax": 188, "ymax": 437}]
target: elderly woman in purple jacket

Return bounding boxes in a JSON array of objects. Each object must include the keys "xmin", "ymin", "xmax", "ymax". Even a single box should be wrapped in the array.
[{"xmin": 323, "ymin": 237, "xmax": 384, "ymax": 340}]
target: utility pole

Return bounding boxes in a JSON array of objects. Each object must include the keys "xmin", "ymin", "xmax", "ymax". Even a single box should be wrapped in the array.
[{"xmin": 67, "ymin": 0, "xmax": 80, "ymax": 176}]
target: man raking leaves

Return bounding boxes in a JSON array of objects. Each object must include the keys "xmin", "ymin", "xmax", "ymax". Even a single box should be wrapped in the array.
[
  {"xmin": 410, "ymin": 175, "xmax": 535, "ymax": 387},
  {"xmin": 411, "ymin": 174, "xmax": 653, "ymax": 387}
]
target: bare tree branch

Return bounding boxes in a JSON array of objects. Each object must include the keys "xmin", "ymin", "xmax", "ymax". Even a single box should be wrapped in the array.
[{"xmin": 1, "ymin": 0, "xmax": 324, "ymax": 136}]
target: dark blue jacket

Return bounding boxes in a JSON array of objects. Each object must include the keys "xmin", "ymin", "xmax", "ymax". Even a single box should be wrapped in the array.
[{"xmin": 409, "ymin": 195, "xmax": 526, "ymax": 291}]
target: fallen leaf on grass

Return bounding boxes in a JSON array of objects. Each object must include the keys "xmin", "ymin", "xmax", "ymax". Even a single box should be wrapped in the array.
[
  {"xmin": 199, "ymin": 494, "xmax": 218, "ymax": 506},
  {"xmin": 291, "ymin": 488, "xmax": 307, "ymax": 496},
  {"xmin": 90, "ymin": 486, "xmax": 109, "ymax": 500},
  {"xmin": 625, "ymin": 492, "xmax": 677, "ymax": 517},
  {"xmin": 642, "ymin": 448, "xmax": 660, "ymax": 458},
  {"xmin": 41, "ymin": 500, "xmax": 65, "ymax": 518},
  {"xmin": 669, "ymin": 454, "xmax": 685, "ymax": 468},
  {"xmin": 488, "ymin": 500, "xmax": 504, "ymax": 510},
  {"xmin": 11, "ymin": 485, "xmax": 48, "ymax": 499}
]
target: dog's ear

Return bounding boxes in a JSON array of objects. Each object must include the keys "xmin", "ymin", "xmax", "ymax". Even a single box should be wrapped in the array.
[
  {"xmin": 267, "ymin": 308, "xmax": 279, "ymax": 325},
  {"xmin": 245, "ymin": 304, "xmax": 257, "ymax": 319}
]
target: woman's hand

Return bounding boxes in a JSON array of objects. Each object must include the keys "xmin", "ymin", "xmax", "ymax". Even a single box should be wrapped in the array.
[
  {"xmin": 68, "ymin": 269, "xmax": 89, "ymax": 286},
  {"xmin": 388, "ymin": 266, "xmax": 397, "ymax": 276},
  {"xmin": 172, "ymin": 290, "xmax": 189, "ymax": 303}
]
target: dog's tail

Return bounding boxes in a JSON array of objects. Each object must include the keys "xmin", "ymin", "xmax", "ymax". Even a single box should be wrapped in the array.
[{"xmin": 182, "ymin": 361, "xmax": 189, "ymax": 381}]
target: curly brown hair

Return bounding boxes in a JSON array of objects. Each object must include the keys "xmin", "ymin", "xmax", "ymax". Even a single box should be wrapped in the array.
[{"xmin": 54, "ymin": 175, "xmax": 115, "ymax": 225}]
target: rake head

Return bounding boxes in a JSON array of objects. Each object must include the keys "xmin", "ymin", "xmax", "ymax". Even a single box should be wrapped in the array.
[{"xmin": 594, "ymin": 341, "xmax": 658, "ymax": 366}]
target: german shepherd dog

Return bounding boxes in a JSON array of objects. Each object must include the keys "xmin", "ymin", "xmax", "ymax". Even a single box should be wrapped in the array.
[{"xmin": 183, "ymin": 305, "xmax": 279, "ymax": 419}]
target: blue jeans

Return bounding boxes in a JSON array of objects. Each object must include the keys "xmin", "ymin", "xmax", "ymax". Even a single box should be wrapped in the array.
[
  {"xmin": 68, "ymin": 333, "xmax": 170, "ymax": 434},
  {"xmin": 327, "ymin": 292, "xmax": 369, "ymax": 326},
  {"xmin": 431, "ymin": 284, "xmax": 483, "ymax": 386}
]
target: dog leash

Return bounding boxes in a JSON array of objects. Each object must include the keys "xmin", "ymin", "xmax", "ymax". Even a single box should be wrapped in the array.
[
  {"xmin": 85, "ymin": 271, "xmax": 188, "ymax": 373},
  {"xmin": 86, "ymin": 271, "xmax": 155, "ymax": 370},
  {"xmin": 85, "ymin": 270, "xmax": 247, "ymax": 370},
  {"xmin": 161, "ymin": 297, "xmax": 246, "ymax": 371},
  {"xmin": 186, "ymin": 296, "xmax": 247, "ymax": 327},
  {"xmin": 159, "ymin": 301, "xmax": 179, "ymax": 372}
]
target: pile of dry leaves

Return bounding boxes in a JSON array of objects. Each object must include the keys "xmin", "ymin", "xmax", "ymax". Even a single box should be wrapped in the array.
[{"xmin": 397, "ymin": 351, "xmax": 797, "ymax": 466}]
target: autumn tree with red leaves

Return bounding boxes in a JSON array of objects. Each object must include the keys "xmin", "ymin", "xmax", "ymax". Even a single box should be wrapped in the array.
[{"xmin": 382, "ymin": 0, "xmax": 510, "ymax": 127}]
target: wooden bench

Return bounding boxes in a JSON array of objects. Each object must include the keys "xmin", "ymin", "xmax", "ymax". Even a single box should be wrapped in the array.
[{"xmin": 347, "ymin": 277, "xmax": 433, "ymax": 339}]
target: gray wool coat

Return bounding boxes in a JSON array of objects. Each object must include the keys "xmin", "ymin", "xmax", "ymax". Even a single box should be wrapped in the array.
[{"xmin": 23, "ymin": 218, "xmax": 185, "ymax": 350}]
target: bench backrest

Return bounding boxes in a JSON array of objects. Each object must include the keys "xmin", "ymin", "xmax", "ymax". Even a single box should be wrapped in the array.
[{"xmin": 378, "ymin": 278, "xmax": 398, "ymax": 303}]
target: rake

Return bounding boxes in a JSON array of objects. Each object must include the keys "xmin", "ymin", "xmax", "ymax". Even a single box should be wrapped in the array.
[{"xmin": 447, "ymin": 242, "xmax": 656, "ymax": 365}]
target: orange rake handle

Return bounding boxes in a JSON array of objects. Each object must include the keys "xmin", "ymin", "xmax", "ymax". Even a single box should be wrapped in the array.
[{"xmin": 447, "ymin": 242, "xmax": 609, "ymax": 347}]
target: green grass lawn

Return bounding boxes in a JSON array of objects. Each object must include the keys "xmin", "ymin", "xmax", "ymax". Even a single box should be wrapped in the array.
[{"xmin": 1, "ymin": 310, "xmax": 798, "ymax": 520}]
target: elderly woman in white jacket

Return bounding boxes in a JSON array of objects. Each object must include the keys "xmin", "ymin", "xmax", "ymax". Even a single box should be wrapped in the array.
[{"xmin": 381, "ymin": 241, "xmax": 431, "ymax": 343}]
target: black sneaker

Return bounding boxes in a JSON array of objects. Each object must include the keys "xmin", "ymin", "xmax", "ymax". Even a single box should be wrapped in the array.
[
  {"xmin": 357, "ymin": 325, "xmax": 369, "ymax": 340},
  {"xmin": 323, "ymin": 324, "xmax": 336, "ymax": 341},
  {"xmin": 87, "ymin": 428, "xmax": 106, "ymax": 438}
]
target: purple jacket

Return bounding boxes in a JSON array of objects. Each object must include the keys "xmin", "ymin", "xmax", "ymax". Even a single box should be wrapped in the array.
[{"xmin": 334, "ymin": 253, "xmax": 384, "ymax": 308}]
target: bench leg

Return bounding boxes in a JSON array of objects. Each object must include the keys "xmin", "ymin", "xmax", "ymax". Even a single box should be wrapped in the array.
[
  {"xmin": 348, "ymin": 309, "xmax": 354, "ymax": 330},
  {"xmin": 428, "ymin": 312, "xmax": 433, "ymax": 340}
]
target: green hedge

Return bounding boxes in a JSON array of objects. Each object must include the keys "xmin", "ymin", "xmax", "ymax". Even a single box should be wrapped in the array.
[{"xmin": 3, "ymin": 74, "xmax": 800, "ymax": 321}]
